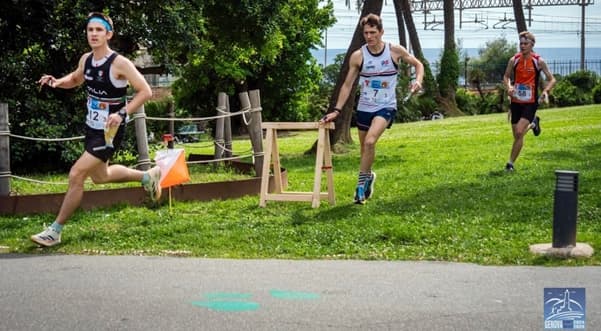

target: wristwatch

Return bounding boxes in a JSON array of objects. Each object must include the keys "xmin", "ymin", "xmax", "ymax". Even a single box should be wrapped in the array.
[{"xmin": 118, "ymin": 108, "xmax": 127, "ymax": 117}]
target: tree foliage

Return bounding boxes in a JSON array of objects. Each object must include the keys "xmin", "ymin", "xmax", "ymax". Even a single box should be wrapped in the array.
[
  {"xmin": 468, "ymin": 37, "xmax": 516, "ymax": 95},
  {"xmin": 396, "ymin": 0, "xmax": 438, "ymax": 101},
  {"xmin": 437, "ymin": 0, "xmax": 459, "ymax": 114},
  {"xmin": 0, "ymin": 0, "xmax": 334, "ymax": 172},
  {"xmin": 438, "ymin": 48, "xmax": 460, "ymax": 99},
  {"xmin": 0, "ymin": 0, "xmax": 206, "ymax": 172},
  {"xmin": 173, "ymin": 0, "xmax": 334, "ymax": 123}
]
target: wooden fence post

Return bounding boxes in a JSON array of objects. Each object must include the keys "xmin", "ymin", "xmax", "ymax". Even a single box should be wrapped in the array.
[
  {"xmin": 246, "ymin": 90, "xmax": 264, "ymax": 177},
  {"xmin": 214, "ymin": 92, "xmax": 226, "ymax": 162},
  {"xmin": 224, "ymin": 96, "xmax": 232, "ymax": 157},
  {"xmin": 0, "ymin": 103, "xmax": 10, "ymax": 196},
  {"xmin": 133, "ymin": 105, "xmax": 151, "ymax": 170}
]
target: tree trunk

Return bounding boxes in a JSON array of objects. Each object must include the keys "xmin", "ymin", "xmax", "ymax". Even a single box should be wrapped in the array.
[
  {"xmin": 393, "ymin": 0, "xmax": 407, "ymax": 48},
  {"xmin": 512, "ymin": 0, "xmax": 527, "ymax": 32},
  {"xmin": 437, "ymin": 0, "xmax": 461, "ymax": 115},
  {"xmin": 442, "ymin": 0, "xmax": 456, "ymax": 100},
  {"xmin": 396, "ymin": 0, "xmax": 439, "ymax": 100},
  {"xmin": 313, "ymin": 0, "xmax": 383, "ymax": 152},
  {"xmin": 392, "ymin": 0, "xmax": 411, "ymax": 78}
]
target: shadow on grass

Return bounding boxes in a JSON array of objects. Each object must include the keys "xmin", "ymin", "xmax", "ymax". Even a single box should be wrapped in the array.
[
  {"xmin": 282, "ymin": 135, "xmax": 601, "ymax": 230},
  {"xmin": 287, "ymin": 202, "xmax": 365, "ymax": 226},
  {"xmin": 313, "ymin": 138, "xmax": 601, "ymax": 228},
  {"xmin": 535, "ymin": 142, "xmax": 601, "ymax": 163}
]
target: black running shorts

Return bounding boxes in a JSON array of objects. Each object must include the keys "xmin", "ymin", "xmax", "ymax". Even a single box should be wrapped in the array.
[
  {"xmin": 510, "ymin": 103, "xmax": 538, "ymax": 124},
  {"xmin": 84, "ymin": 125, "xmax": 126, "ymax": 162}
]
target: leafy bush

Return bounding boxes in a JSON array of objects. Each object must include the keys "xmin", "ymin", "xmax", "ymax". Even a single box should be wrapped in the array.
[
  {"xmin": 550, "ymin": 70, "xmax": 598, "ymax": 107},
  {"xmin": 393, "ymin": 71, "xmax": 423, "ymax": 122},
  {"xmin": 144, "ymin": 96, "xmax": 174, "ymax": 140},
  {"xmin": 411, "ymin": 97, "xmax": 440, "ymax": 120},
  {"xmin": 455, "ymin": 87, "xmax": 506, "ymax": 115},
  {"xmin": 592, "ymin": 83, "xmax": 601, "ymax": 104},
  {"xmin": 396, "ymin": 101, "xmax": 423, "ymax": 123},
  {"xmin": 565, "ymin": 70, "xmax": 598, "ymax": 91},
  {"xmin": 111, "ymin": 147, "xmax": 140, "ymax": 167},
  {"xmin": 455, "ymin": 88, "xmax": 479, "ymax": 115},
  {"xmin": 477, "ymin": 92, "xmax": 504, "ymax": 115},
  {"xmin": 550, "ymin": 80, "xmax": 575, "ymax": 107}
]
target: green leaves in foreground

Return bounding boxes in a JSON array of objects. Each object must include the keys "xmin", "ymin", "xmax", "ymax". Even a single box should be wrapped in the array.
[{"xmin": 1, "ymin": 105, "xmax": 600, "ymax": 265}]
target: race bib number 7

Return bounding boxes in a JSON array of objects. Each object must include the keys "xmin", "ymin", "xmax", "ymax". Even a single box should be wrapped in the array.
[{"xmin": 364, "ymin": 80, "xmax": 390, "ymax": 104}]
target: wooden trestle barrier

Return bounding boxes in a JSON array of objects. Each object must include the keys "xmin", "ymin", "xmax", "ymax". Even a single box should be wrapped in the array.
[{"xmin": 259, "ymin": 122, "xmax": 335, "ymax": 208}]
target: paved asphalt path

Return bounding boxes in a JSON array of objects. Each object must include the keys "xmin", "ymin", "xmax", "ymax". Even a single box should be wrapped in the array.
[{"xmin": 0, "ymin": 254, "xmax": 599, "ymax": 331}]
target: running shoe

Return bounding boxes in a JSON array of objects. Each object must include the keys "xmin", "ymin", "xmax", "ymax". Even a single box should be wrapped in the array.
[
  {"xmin": 364, "ymin": 171, "xmax": 376, "ymax": 199},
  {"xmin": 354, "ymin": 186, "xmax": 366, "ymax": 205},
  {"xmin": 143, "ymin": 166, "xmax": 162, "ymax": 201},
  {"xmin": 30, "ymin": 227, "xmax": 61, "ymax": 247},
  {"xmin": 505, "ymin": 163, "xmax": 515, "ymax": 172},
  {"xmin": 532, "ymin": 116, "xmax": 541, "ymax": 136}
]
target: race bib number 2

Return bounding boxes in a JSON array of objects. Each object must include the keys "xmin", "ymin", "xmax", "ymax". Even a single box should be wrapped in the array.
[{"xmin": 86, "ymin": 98, "xmax": 109, "ymax": 130}]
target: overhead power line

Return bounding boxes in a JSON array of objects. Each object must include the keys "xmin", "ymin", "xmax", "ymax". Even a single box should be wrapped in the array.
[
  {"xmin": 410, "ymin": 0, "xmax": 594, "ymax": 11},
  {"xmin": 405, "ymin": 0, "xmax": 595, "ymax": 69}
]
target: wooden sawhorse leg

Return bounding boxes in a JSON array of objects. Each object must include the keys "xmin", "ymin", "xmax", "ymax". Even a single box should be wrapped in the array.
[
  {"xmin": 312, "ymin": 126, "xmax": 335, "ymax": 207},
  {"xmin": 259, "ymin": 122, "xmax": 335, "ymax": 208}
]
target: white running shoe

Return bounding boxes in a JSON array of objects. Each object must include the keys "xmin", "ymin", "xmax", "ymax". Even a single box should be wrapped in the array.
[
  {"xmin": 31, "ymin": 227, "xmax": 61, "ymax": 247},
  {"xmin": 143, "ymin": 166, "xmax": 162, "ymax": 201}
]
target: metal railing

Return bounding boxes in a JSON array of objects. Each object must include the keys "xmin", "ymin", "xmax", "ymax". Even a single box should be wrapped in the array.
[
  {"xmin": 432, "ymin": 59, "xmax": 601, "ymax": 86},
  {"xmin": 546, "ymin": 59, "xmax": 601, "ymax": 76}
]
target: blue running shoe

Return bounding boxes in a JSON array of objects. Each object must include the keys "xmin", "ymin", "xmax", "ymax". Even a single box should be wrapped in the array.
[
  {"xmin": 364, "ymin": 171, "xmax": 376, "ymax": 199},
  {"xmin": 354, "ymin": 186, "xmax": 366, "ymax": 205}
]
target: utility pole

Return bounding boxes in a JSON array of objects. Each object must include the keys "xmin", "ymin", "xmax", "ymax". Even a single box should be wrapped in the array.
[
  {"xmin": 580, "ymin": 0, "xmax": 586, "ymax": 70},
  {"xmin": 324, "ymin": 28, "xmax": 328, "ymax": 67}
]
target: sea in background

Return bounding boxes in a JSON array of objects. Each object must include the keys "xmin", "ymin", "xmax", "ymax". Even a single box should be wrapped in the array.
[{"xmin": 311, "ymin": 47, "xmax": 601, "ymax": 75}]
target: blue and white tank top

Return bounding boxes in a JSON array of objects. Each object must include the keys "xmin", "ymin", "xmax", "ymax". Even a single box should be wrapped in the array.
[{"xmin": 357, "ymin": 43, "xmax": 398, "ymax": 113}]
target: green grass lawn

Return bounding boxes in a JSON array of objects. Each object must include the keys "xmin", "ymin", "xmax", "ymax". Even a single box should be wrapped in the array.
[{"xmin": 1, "ymin": 105, "xmax": 600, "ymax": 266}]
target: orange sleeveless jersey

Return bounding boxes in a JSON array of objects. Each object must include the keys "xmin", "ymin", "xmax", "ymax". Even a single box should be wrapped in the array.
[{"xmin": 511, "ymin": 52, "xmax": 541, "ymax": 104}]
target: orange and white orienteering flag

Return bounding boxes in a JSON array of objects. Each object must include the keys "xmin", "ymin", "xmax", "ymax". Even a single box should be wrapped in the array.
[{"xmin": 154, "ymin": 148, "xmax": 190, "ymax": 188}]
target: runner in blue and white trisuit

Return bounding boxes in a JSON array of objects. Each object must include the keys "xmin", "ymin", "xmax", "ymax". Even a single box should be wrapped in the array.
[{"xmin": 321, "ymin": 13, "xmax": 424, "ymax": 204}]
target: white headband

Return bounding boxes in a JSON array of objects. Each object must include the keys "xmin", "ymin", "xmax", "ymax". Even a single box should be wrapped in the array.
[{"xmin": 520, "ymin": 36, "xmax": 534, "ymax": 44}]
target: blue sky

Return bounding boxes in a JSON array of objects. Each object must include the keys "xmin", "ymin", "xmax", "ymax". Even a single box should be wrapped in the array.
[{"xmin": 323, "ymin": 0, "xmax": 601, "ymax": 49}]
